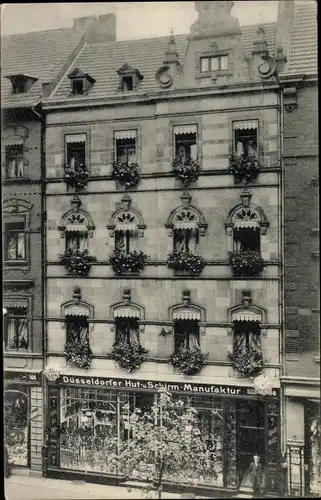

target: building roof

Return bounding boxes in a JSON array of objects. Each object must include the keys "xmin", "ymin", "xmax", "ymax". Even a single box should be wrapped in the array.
[
  {"xmin": 48, "ymin": 22, "xmax": 277, "ymax": 103},
  {"xmin": 281, "ymin": 2, "xmax": 317, "ymax": 76},
  {"xmin": 1, "ymin": 21, "xmax": 94, "ymax": 108}
]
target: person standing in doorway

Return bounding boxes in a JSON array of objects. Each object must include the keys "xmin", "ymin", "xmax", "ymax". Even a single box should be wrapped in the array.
[{"xmin": 249, "ymin": 454, "xmax": 263, "ymax": 498}]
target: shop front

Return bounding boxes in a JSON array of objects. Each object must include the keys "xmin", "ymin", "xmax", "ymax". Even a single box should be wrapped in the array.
[
  {"xmin": 46, "ymin": 375, "xmax": 280, "ymax": 495},
  {"xmin": 4, "ymin": 370, "xmax": 42, "ymax": 471}
]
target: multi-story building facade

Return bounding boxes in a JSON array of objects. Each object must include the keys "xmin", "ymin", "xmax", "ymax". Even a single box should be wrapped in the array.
[
  {"xmin": 42, "ymin": 2, "xmax": 285, "ymax": 496},
  {"xmin": 277, "ymin": 1, "xmax": 319, "ymax": 497},
  {"xmin": 1, "ymin": 15, "xmax": 109, "ymax": 476}
]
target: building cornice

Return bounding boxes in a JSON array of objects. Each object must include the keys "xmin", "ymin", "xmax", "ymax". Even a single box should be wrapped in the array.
[{"xmin": 280, "ymin": 376, "xmax": 320, "ymax": 386}]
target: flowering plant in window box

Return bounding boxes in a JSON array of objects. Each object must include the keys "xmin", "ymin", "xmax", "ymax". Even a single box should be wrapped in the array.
[
  {"xmin": 59, "ymin": 249, "xmax": 97, "ymax": 276},
  {"xmin": 64, "ymin": 339, "xmax": 93, "ymax": 369},
  {"xmin": 167, "ymin": 250, "xmax": 205, "ymax": 276},
  {"xmin": 228, "ymin": 250, "xmax": 265, "ymax": 276},
  {"xmin": 228, "ymin": 347, "xmax": 265, "ymax": 379},
  {"xmin": 111, "ymin": 161, "xmax": 140, "ymax": 188},
  {"xmin": 169, "ymin": 348, "xmax": 208, "ymax": 376},
  {"xmin": 109, "ymin": 340, "xmax": 148, "ymax": 372},
  {"xmin": 229, "ymin": 154, "xmax": 261, "ymax": 183},
  {"xmin": 172, "ymin": 155, "xmax": 201, "ymax": 186},
  {"xmin": 63, "ymin": 163, "xmax": 89, "ymax": 189},
  {"xmin": 109, "ymin": 250, "xmax": 148, "ymax": 275}
]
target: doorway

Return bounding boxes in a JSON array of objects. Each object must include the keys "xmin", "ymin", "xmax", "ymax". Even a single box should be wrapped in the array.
[{"xmin": 236, "ymin": 400, "xmax": 266, "ymax": 489}]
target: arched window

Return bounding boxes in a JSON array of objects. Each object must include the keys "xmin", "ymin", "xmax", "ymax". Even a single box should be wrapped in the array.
[
  {"xmin": 3, "ymin": 199, "xmax": 32, "ymax": 265},
  {"xmin": 58, "ymin": 196, "xmax": 95, "ymax": 252},
  {"xmin": 107, "ymin": 195, "xmax": 146, "ymax": 255},
  {"xmin": 170, "ymin": 290, "xmax": 205, "ymax": 353},
  {"xmin": 225, "ymin": 189, "xmax": 269, "ymax": 252},
  {"xmin": 165, "ymin": 192, "xmax": 207, "ymax": 252}
]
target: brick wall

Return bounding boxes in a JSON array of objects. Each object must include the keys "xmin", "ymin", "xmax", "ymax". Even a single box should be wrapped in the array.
[{"xmin": 284, "ymin": 83, "xmax": 319, "ymax": 377}]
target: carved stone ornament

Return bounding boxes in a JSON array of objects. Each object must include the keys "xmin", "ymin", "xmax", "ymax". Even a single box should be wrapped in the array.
[
  {"xmin": 253, "ymin": 373, "xmax": 274, "ymax": 396},
  {"xmin": 283, "ymin": 86, "xmax": 297, "ymax": 113},
  {"xmin": 43, "ymin": 364, "xmax": 61, "ymax": 382}
]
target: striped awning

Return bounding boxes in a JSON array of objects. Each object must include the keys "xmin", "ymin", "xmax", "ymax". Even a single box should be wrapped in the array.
[
  {"xmin": 234, "ymin": 220, "xmax": 260, "ymax": 229},
  {"xmin": 115, "ymin": 130, "xmax": 136, "ymax": 140},
  {"xmin": 65, "ymin": 224, "xmax": 88, "ymax": 233},
  {"xmin": 115, "ymin": 222, "xmax": 138, "ymax": 232},
  {"xmin": 3, "ymin": 300, "xmax": 27, "ymax": 309},
  {"xmin": 5, "ymin": 137, "xmax": 24, "ymax": 146},
  {"xmin": 65, "ymin": 133, "xmax": 86, "ymax": 144},
  {"xmin": 174, "ymin": 221, "xmax": 198, "ymax": 230},
  {"xmin": 114, "ymin": 307, "xmax": 140, "ymax": 318},
  {"xmin": 4, "ymin": 215, "xmax": 24, "ymax": 224},
  {"xmin": 174, "ymin": 125, "xmax": 197, "ymax": 136},
  {"xmin": 173, "ymin": 309, "xmax": 200, "ymax": 320},
  {"xmin": 232, "ymin": 312, "xmax": 261, "ymax": 322},
  {"xmin": 65, "ymin": 305, "xmax": 89, "ymax": 317},
  {"xmin": 233, "ymin": 121, "xmax": 258, "ymax": 130}
]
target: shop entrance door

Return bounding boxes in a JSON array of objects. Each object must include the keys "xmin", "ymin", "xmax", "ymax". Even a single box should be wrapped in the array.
[{"xmin": 236, "ymin": 400, "xmax": 266, "ymax": 490}]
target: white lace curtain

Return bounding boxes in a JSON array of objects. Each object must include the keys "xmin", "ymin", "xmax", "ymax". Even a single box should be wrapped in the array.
[
  {"xmin": 67, "ymin": 318, "xmax": 88, "ymax": 344},
  {"xmin": 6, "ymin": 310, "xmax": 28, "ymax": 350},
  {"xmin": 66, "ymin": 231, "xmax": 88, "ymax": 251}
]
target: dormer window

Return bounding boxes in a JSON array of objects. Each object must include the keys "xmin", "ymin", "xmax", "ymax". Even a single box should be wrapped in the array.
[
  {"xmin": 6, "ymin": 74, "xmax": 37, "ymax": 95},
  {"xmin": 117, "ymin": 64, "xmax": 143, "ymax": 92},
  {"xmin": 68, "ymin": 68, "xmax": 95, "ymax": 96},
  {"xmin": 200, "ymin": 55, "xmax": 228, "ymax": 73}
]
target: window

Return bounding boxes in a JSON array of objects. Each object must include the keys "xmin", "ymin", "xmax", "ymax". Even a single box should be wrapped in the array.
[
  {"xmin": 66, "ymin": 316, "xmax": 89, "ymax": 343},
  {"xmin": 65, "ymin": 134, "xmax": 86, "ymax": 168},
  {"xmin": 200, "ymin": 55, "xmax": 229, "ymax": 73},
  {"xmin": 174, "ymin": 125, "xmax": 197, "ymax": 161},
  {"xmin": 115, "ymin": 228, "xmax": 137, "ymax": 254},
  {"xmin": 116, "ymin": 317, "xmax": 140, "ymax": 346},
  {"xmin": 5, "ymin": 220, "xmax": 26, "ymax": 261},
  {"xmin": 233, "ymin": 121, "xmax": 258, "ymax": 158},
  {"xmin": 6, "ymin": 145, "xmax": 24, "ymax": 178},
  {"xmin": 233, "ymin": 321, "xmax": 261, "ymax": 355},
  {"xmin": 233, "ymin": 226, "xmax": 260, "ymax": 252},
  {"xmin": 115, "ymin": 131, "xmax": 136, "ymax": 163},
  {"xmin": 5, "ymin": 307, "xmax": 28, "ymax": 350},
  {"xmin": 65, "ymin": 228, "xmax": 88, "ymax": 252},
  {"xmin": 122, "ymin": 76, "xmax": 133, "ymax": 91},
  {"xmin": 174, "ymin": 226, "xmax": 199, "ymax": 252},
  {"xmin": 72, "ymin": 79, "xmax": 84, "ymax": 95},
  {"xmin": 12, "ymin": 76, "xmax": 27, "ymax": 94},
  {"xmin": 174, "ymin": 319, "xmax": 200, "ymax": 352}
]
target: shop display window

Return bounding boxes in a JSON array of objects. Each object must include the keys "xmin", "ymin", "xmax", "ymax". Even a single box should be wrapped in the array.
[{"xmin": 4, "ymin": 385, "xmax": 29, "ymax": 466}]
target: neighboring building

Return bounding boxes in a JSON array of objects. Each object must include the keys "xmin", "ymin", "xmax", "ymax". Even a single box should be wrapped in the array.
[
  {"xmin": 42, "ymin": 2, "xmax": 284, "ymax": 496},
  {"xmin": 1, "ymin": 15, "xmax": 106, "ymax": 476},
  {"xmin": 277, "ymin": 1, "xmax": 319, "ymax": 497}
]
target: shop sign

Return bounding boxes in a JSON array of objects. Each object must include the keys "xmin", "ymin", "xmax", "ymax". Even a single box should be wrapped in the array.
[
  {"xmin": 56, "ymin": 375, "xmax": 279, "ymax": 397},
  {"xmin": 4, "ymin": 371, "xmax": 41, "ymax": 385}
]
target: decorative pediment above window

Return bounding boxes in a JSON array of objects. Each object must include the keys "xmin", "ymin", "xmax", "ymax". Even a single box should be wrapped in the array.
[
  {"xmin": 169, "ymin": 290, "xmax": 206, "ymax": 334},
  {"xmin": 110, "ymin": 288, "xmax": 145, "ymax": 333},
  {"xmin": 3, "ymin": 125, "xmax": 29, "ymax": 145},
  {"xmin": 68, "ymin": 68, "xmax": 96, "ymax": 95},
  {"xmin": 61, "ymin": 287, "xmax": 94, "ymax": 329},
  {"xmin": 117, "ymin": 63, "xmax": 144, "ymax": 91},
  {"xmin": 3, "ymin": 198, "xmax": 32, "ymax": 215},
  {"xmin": 165, "ymin": 191, "xmax": 207, "ymax": 236},
  {"xmin": 225, "ymin": 189, "xmax": 269, "ymax": 235},
  {"xmin": 227, "ymin": 290, "xmax": 267, "ymax": 336},
  {"xmin": 107, "ymin": 194, "xmax": 146, "ymax": 237},
  {"xmin": 58, "ymin": 196, "xmax": 95, "ymax": 237}
]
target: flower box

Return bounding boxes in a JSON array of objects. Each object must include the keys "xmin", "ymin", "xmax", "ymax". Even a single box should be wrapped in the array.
[
  {"xmin": 167, "ymin": 250, "xmax": 205, "ymax": 276},
  {"xmin": 64, "ymin": 340, "xmax": 93, "ymax": 369},
  {"xmin": 111, "ymin": 161, "xmax": 140, "ymax": 188},
  {"xmin": 172, "ymin": 156, "xmax": 201, "ymax": 186},
  {"xmin": 228, "ymin": 250, "xmax": 265, "ymax": 276},
  {"xmin": 109, "ymin": 250, "xmax": 148, "ymax": 275},
  {"xmin": 169, "ymin": 348, "xmax": 208, "ymax": 376},
  {"xmin": 59, "ymin": 249, "xmax": 97, "ymax": 276},
  {"xmin": 229, "ymin": 154, "xmax": 261, "ymax": 183},
  {"xmin": 228, "ymin": 348, "xmax": 265, "ymax": 379},
  {"xmin": 63, "ymin": 163, "xmax": 89, "ymax": 189},
  {"xmin": 109, "ymin": 341, "xmax": 148, "ymax": 372}
]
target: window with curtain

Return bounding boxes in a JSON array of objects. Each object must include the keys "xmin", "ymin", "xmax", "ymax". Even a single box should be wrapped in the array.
[
  {"xmin": 233, "ymin": 321, "xmax": 261, "ymax": 355},
  {"xmin": 5, "ymin": 220, "xmax": 26, "ymax": 261},
  {"xmin": 233, "ymin": 121, "xmax": 258, "ymax": 158},
  {"xmin": 66, "ymin": 316, "xmax": 89, "ymax": 344},
  {"xmin": 115, "ymin": 131, "xmax": 136, "ymax": 163},
  {"xmin": 174, "ymin": 319, "xmax": 200, "ymax": 352},
  {"xmin": 174, "ymin": 227, "xmax": 199, "ymax": 253},
  {"xmin": 65, "ymin": 229, "xmax": 88, "ymax": 252},
  {"xmin": 5, "ymin": 144, "xmax": 24, "ymax": 178},
  {"xmin": 233, "ymin": 227, "xmax": 260, "ymax": 252},
  {"xmin": 5, "ymin": 307, "xmax": 28, "ymax": 350},
  {"xmin": 65, "ymin": 134, "xmax": 86, "ymax": 168},
  {"xmin": 115, "ymin": 229, "xmax": 138, "ymax": 254},
  {"xmin": 115, "ymin": 317, "xmax": 140, "ymax": 347},
  {"xmin": 174, "ymin": 125, "xmax": 197, "ymax": 161}
]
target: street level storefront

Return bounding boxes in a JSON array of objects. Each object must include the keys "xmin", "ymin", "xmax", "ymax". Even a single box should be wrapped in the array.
[
  {"xmin": 46, "ymin": 375, "xmax": 280, "ymax": 495},
  {"xmin": 4, "ymin": 370, "xmax": 42, "ymax": 470}
]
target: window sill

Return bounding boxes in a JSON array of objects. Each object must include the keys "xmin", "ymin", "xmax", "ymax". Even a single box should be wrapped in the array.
[{"xmin": 4, "ymin": 260, "xmax": 29, "ymax": 267}]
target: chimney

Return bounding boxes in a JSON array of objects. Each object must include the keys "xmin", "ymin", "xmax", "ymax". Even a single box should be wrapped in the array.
[
  {"xmin": 275, "ymin": 0, "xmax": 295, "ymax": 58},
  {"xmin": 97, "ymin": 13, "xmax": 116, "ymax": 42},
  {"xmin": 73, "ymin": 16, "xmax": 96, "ymax": 28}
]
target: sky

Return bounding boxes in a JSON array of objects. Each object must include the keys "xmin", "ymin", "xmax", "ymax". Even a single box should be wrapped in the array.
[{"xmin": 1, "ymin": 1, "xmax": 281, "ymax": 39}]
